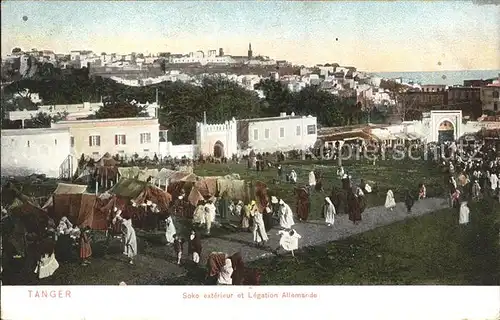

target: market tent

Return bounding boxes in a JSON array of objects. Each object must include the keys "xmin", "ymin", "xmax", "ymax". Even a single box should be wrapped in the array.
[
  {"xmin": 5, "ymin": 186, "xmax": 49, "ymax": 235},
  {"xmin": 42, "ymin": 183, "xmax": 87, "ymax": 209},
  {"xmin": 193, "ymin": 177, "xmax": 218, "ymax": 197},
  {"xmin": 187, "ymin": 187, "xmax": 204, "ymax": 206},
  {"xmin": 217, "ymin": 179, "xmax": 247, "ymax": 201},
  {"xmin": 53, "ymin": 183, "xmax": 87, "ymax": 195},
  {"xmin": 169, "ymin": 171, "xmax": 197, "ymax": 183},
  {"xmin": 110, "ymin": 178, "xmax": 172, "ymax": 211},
  {"xmin": 117, "ymin": 167, "xmax": 159, "ymax": 181}
]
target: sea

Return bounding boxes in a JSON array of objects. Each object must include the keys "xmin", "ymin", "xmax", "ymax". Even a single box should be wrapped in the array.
[{"xmin": 371, "ymin": 70, "xmax": 500, "ymax": 86}]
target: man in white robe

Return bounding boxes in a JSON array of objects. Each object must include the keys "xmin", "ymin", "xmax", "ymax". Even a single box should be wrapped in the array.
[
  {"xmin": 459, "ymin": 201, "xmax": 470, "ymax": 225},
  {"xmin": 165, "ymin": 215, "xmax": 176, "ymax": 244},
  {"xmin": 385, "ymin": 190, "xmax": 396, "ymax": 211},
  {"xmin": 205, "ymin": 199, "xmax": 217, "ymax": 223},
  {"xmin": 217, "ymin": 259, "xmax": 233, "ymax": 285},
  {"xmin": 202, "ymin": 206, "xmax": 212, "ymax": 235},
  {"xmin": 120, "ymin": 217, "xmax": 137, "ymax": 264},
  {"xmin": 193, "ymin": 202, "xmax": 206, "ymax": 225},
  {"xmin": 490, "ymin": 173, "xmax": 498, "ymax": 196},
  {"xmin": 35, "ymin": 252, "xmax": 59, "ymax": 279},
  {"xmin": 323, "ymin": 197, "xmax": 336, "ymax": 226},
  {"xmin": 308, "ymin": 171, "xmax": 316, "ymax": 190},
  {"xmin": 278, "ymin": 199, "xmax": 295, "ymax": 229},
  {"xmin": 251, "ymin": 205, "xmax": 268, "ymax": 246},
  {"xmin": 337, "ymin": 166, "xmax": 345, "ymax": 178},
  {"xmin": 275, "ymin": 229, "xmax": 301, "ymax": 257}
]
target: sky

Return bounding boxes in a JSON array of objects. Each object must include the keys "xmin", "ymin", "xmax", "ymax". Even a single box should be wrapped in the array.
[{"xmin": 1, "ymin": 1, "xmax": 499, "ymax": 72}]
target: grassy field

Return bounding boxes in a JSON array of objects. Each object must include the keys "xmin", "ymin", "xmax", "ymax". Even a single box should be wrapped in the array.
[
  {"xmin": 2, "ymin": 158, "xmax": 458, "ymax": 285},
  {"xmin": 167, "ymin": 198, "xmax": 500, "ymax": 285},
  {"xmin": 194, "ymin": 158, "xmax": 448, "ymax": 220}
]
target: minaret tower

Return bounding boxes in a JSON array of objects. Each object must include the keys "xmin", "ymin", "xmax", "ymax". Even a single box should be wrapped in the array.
[{"xmin": 247, "ymin": 42, "xmax": 253, "ymax": 59}]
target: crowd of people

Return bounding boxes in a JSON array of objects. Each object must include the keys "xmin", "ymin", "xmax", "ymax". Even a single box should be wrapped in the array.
[{"xmin": 2, "ymin": 138, "xmax": 498, "ymax": 285}]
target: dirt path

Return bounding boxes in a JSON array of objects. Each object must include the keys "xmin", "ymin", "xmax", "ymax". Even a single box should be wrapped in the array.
[{"xmin": 126, "ymin": 197, "xmax": 449, "ymax": 284}]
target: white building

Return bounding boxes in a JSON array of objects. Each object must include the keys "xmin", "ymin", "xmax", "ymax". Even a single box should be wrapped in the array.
[
  {"xmin": 370, "ymin": 110, "xmax": 500, "ymax": 144},
  {"xmin": 169, "ymin": 50, "xmax": 236, "ymax": 65},
  {"xmin": 196, "ymin": 113, "xmax": 318, "ymax": 156},
  {"xmin": 7, "ymin": 102, "xmax": 104, "ymax": 124},
  {"xmin": 7, "ymin": 100, "xmax": 159, "ymax": 123},
  {"xmin": 51, "ymin": 117, "xmax": 163, "ymax": 160},
  {"xmin": 1, "ymin": 128, "xmax": 72, "ymax": 178}
]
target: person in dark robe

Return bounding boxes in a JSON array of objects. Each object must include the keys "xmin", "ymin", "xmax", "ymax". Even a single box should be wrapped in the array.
[
  {"xmin": 55, "ymin": 233, "xmax": 73, "ymax": 262},
  {"xmin": 357, "ymin": 187, "xmax": 367, "ymax": 214},
  {"xmin": 359, "ymin": 179, "xmax": 367, "ymax": 193},
  {"xmin": 188, "ymin": 229, "xmax": 202, "ymax": 265},
  {"xmin": 262, "ymin": 206, "xmax": 273, "ymax": 232},
  {"xmin": 296, "ymin": 187, "xmax": 310, "ymax": 222},
  {"xmin": 277, "ymin": 165, "xmax": 283, "ymax": 182},
  {"xmin": 405, "ymin": 190, "xmax": 415, "ymax": 213},
  {"xmin": 347, "ymin": 189, "xmax": 361, "ymax": 224},
  {"xmin": 330, "ymin": 187, "xmax": 343, "ymax": 214},
  {"xmin": 218, "ymin": 191, "xmax": 230, "ymax": 220},
  {"xmin": 230, "ymin": 252, "xmax": 245, "ymax": 285},
  {"xmin": 79, "ymin": 226, "xmax": 92, "ymax": 266},
  {"xmin": 341, "ymin": 175, "xmax": 351, "ymax": 191},
  {"xmin": 270, "ymin": 196, "xmax": 280, "ymax": 224}
]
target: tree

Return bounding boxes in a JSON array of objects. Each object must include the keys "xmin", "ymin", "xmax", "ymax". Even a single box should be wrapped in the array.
[
  {"xmin": 159, "ymin": 77, "xmax": 261, "ymax": 144},
  {"xmin": 254, "ymin": 79, "xmax": 294, "ymax": 116},
  {"xmin": 93, "ymin": 101, "xmax": 148, "ymax": 119},
  {"xmin": 13, "ymin": 96, "xmax": 38, "ymax": 111},
  {"xmin": 404, "ymin": 109, "xmax": 423, "ymax": 121}
]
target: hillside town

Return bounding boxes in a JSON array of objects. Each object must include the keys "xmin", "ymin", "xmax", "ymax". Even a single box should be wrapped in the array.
[{"xmin": 1, "ymin": 27, "xmax": 499, "ymax": 292}]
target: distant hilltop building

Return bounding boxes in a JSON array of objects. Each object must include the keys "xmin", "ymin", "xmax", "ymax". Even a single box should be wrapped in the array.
[{"xmin": 167, "ymin": 43, "xmax": 276, "ymax": 66}]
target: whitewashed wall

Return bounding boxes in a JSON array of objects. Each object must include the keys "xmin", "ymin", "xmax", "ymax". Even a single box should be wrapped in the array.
[
  {"xmin": 1, "ymin": 128, "xmax": 71, "ymax": 178},
  {"xmin": 159, "ymin": 142, "xmax": 197, "ymax": 159},
  {"xmin": 52, "ymin": 117, "xmax": 160, "ymax": 160},
  {"xmin": 247, "ymin": 115, "xmax": 318, "ymax": 152}
]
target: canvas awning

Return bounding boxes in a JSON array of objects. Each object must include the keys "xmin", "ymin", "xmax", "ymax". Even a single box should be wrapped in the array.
[{"xmin": 52, "ymin": 183, "xmax": 87, "ymax": 195}]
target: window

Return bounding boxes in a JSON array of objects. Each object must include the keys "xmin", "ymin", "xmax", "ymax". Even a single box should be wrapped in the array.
[
  {"xmin": 279, "ymin": 127, "xmax": 285, "ymax": 138},
  {"xmin": 115, "ymin": 134, "xmax": 126, "ymax": 145},
  {"xmin": 253, "ymin": 129, "xmax": 259, "ymax": 140},
  {"xmin": 307, "ymin": 125, "xmax": 316, "ymax": 135},
  {"xmin": 88, "ymin": 135, "xmax": 101, "ymax": 147},
  {"xmin": 140, "ymin": 133, "xmax": 151, "ymax": 144},
  {"xmin": 264, "ymin": 129, "xmax": 270, "ymax": 139},
  {"xmin": 70, "ymin": 137, "xmax": 74, "ymax": 147},
  {"xmin": 494, "ymin": 102, "xmax": 498, "ymax": 112},
  {"xmin": 54, "ymin": 139, "xmax": 57, "ymax": 145},
  {"xmin": 493, "ymin": 91, "xmax": 500, "ymax": 99},
  {"xmin": 296, "ymin": 125, "xmax": 301, "ymax": 136},
  {"xmin": 27, "ymin": 140, "xmax": 30, "ymax": 147}
]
